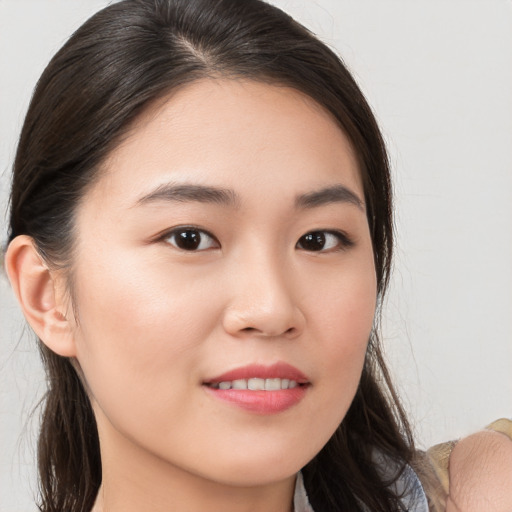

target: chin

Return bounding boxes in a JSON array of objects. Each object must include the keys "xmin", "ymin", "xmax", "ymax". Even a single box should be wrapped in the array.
[
  {"xmin": 193, "ymin": 447, "xmax": 316, "ymax": 488},
  {"xmin": 212, "ymin": 466, "xmax": 300, "ymax": 488}
]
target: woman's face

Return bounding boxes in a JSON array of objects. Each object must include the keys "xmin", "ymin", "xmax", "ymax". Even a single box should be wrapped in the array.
[{"xmin": 69, "ymin": 79, "xmax": 377, "ymax": 486}]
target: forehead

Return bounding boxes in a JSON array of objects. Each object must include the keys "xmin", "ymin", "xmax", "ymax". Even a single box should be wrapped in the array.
[{"xmin": 92, "ymin": 78, "xmax": 363, "ymax": 208}]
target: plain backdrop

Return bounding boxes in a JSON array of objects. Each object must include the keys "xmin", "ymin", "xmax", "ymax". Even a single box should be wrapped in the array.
[{"xmin": 1, "ymin": 0, "xmax": 511, "ymax": 510}]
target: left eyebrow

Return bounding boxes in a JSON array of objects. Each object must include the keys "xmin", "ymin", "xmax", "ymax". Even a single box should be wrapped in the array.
[{"xmin": 295, "ymin": 185, "xmax": 365, "ymax": 211}]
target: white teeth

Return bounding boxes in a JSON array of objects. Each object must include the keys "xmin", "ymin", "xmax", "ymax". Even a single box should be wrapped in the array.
[
  {"xmin": 232, "ymin": 379, "xmax": 248, "ymax": 390},
  {"xmin": 265, "ymin": 378, "xmax": 281, "ymax": 391},
  {"xmin": 210, "ymin": 378, "xmax": 300, "ymax": 390},
  {"xmin": 248, "ymin": 378, "xmax": 265, "ymax": 390}
]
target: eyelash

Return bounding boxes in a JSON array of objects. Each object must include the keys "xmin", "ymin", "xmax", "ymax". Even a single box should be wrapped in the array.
[
  {"xmin": 296, "ymin": 230, "xmax": 354, "ymax": 252},
  {"xmin": 162, "ymin": 226, "xmax": 219, "ymax": 251},
  {"xmin": 160, "ymin": 226, "xmax": 354, "ymax": 253}
]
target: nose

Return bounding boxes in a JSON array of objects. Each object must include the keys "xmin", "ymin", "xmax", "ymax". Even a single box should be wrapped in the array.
[{"xmin": 222, "ymin": 253, "xmax": 305, "ymax": 339}]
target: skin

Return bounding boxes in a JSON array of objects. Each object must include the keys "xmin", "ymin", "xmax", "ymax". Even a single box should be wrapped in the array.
[
  {"xmin": 5, "ymin": 78, "xmax": 511, "ymax": 511},
  {"xmin": 447, "ymin": 430, "xmax": 512, "ymax": 512},
  {"xmin": 6, "ymin": 79, "xmax": 377, "ymax": 512}
]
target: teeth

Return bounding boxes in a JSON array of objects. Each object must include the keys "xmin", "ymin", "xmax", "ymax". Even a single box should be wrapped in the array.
[
  {"xmin": 232, "ymin": 379, "xmax": 247, "ymax": 390},
  {"xmin": 209, "ymin": 378, "xmax": 300, "ymax": 390},
  {"xmin": 265, "ymin": 378, "xmax": 281, "ymax": 391},
  {"xmin": 248, "ymin": 378, "xmax": 265, "ymax": 390}
]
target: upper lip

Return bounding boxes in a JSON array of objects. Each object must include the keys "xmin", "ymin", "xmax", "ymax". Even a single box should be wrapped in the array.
[{"xmin": 203, "ymin": 362, "xmax": 309, "ymax": 385}]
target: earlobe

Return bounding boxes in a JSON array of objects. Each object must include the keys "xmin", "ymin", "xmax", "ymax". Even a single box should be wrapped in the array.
[{"xmin": 5, "ymin": 235, "xmax": 77, "ymax": 357}]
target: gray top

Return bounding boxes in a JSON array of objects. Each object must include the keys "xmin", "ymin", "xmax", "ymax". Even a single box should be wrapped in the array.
[{"xmin": 293, "ymin": 462, "xmax": 429, "ymax": 512}]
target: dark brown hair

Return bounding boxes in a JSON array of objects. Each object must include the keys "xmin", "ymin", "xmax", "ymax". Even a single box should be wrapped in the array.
[{"xmin": 8, "ymin": 1, "xmax": 418, "ymax": 510}]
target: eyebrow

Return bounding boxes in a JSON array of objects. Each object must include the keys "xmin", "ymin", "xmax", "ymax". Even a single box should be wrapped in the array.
[
  {"xmin": 295, "ymin": 185, "xmax": 364, "ymax": 211},
  {"xmin": 134, "ymin": 182, "xmax": 364, "ymax": 211},
  {"xmin": 134, "ymin": 183, "xmax": 239, "ymax": 208}
]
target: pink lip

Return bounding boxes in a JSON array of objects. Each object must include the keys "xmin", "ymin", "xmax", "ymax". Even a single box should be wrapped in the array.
[
  {"xmin": 203, "ymin": 362, "xmax": 310, "ymax": 415},
  {"xmin": 204, "ymin": 362, "xmax": 309, "ymax": 384}
]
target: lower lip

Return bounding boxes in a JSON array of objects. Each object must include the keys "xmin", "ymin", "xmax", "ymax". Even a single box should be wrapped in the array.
[{"xmin": 203, "ymin": 386, "xmax": 308, "ymax": 414}]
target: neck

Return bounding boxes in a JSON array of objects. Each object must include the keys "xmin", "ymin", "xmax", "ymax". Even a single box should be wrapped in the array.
[{"xmin": 92, "ymin": 416, "xmax": 296, "ymax": 512}]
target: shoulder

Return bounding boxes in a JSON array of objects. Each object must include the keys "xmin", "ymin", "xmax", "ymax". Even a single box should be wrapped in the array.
[
  {"xmin": 427, "ymin": 418, "xmax": 512, "ymax": 512},
  {"xmin": 446, "ymin": 425, "xmax": 512, "ymax": 512}
]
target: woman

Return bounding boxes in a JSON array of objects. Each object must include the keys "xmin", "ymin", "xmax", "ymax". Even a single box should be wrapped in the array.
[{"xmin": 3, "ymin": 1, "xmax": 510, "ymax": 511}]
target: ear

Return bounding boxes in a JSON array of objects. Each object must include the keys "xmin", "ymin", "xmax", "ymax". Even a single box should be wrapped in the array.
[{"xmin": 5, "ymin": 235, "xmax": 77, "ymax": 357}]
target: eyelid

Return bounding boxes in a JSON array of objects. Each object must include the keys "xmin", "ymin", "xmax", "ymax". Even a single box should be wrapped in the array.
[
  {"xmin": 296, "ymin": 229, "xmax": 355, "ymax": 252},
  {"xmin": 152, "ymin": 226, "xmax": 353, "ymax": 252},
  {"xmin": 158, "ymin": 225, "xmax": 220, "ymax": 250}
]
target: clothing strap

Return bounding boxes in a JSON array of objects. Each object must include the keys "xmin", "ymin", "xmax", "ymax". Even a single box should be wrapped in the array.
[
  {"xmin": 293, "ymin": 461, "xmax": 429, "ymax": 512},
  {"xmin": 293, "ymin": 472, "xmax": 315, "ymax": 512}
]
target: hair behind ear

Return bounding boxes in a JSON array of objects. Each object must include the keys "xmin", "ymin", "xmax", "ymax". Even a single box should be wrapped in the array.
[{"xmin": 37, "ymin": 347, "xmax": 101, "ymax": 511}]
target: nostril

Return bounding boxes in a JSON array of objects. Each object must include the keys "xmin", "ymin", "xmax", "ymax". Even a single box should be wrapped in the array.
[
  {"xmin": 239, "ymin": 326, "xmax": 298, "ymax": 337},
  {"xmin": 222, "ymin": 305, "xmax": 305, "ymax": 338}
]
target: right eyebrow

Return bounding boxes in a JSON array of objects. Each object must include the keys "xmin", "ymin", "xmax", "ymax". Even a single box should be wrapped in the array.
[{"xmin": 133, "ymin": 183, "xmax": 240, "ymax": 208}]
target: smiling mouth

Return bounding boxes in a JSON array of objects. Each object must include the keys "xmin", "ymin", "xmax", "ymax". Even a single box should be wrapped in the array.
[
  {"xmin": 203, "ymin": 379, "xmax": 309, "ymax": 414},
  {"xmin": 202, "ymin": 363, "xmax": 310, "ymax": 413},
  {"xmin": 205, "ymin": 378, "xmax": 305, "ymax": 391},
  {"xmin": 202, "ymin": 362, "xmax": 310, "ymax": 390}
]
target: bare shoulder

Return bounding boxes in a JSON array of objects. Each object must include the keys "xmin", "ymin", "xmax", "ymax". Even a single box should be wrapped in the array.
[{"xmin": 446, "ymin": 426, "xmax": 512, "ymax": 512}]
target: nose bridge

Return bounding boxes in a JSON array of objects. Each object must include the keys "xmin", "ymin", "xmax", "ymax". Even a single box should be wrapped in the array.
[{"xmin": 223, "ymin": 243, "xmax": 304, "ymax": 338}]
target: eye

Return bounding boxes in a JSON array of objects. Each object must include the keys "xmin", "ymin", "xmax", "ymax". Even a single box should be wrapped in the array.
[
  {"xmin": 296, "ymin": 230, "xmax": 353, "ymax": 252},
  {"xmin": 164, "ymin": 227, "xmax": 219, "ymax": 251}
]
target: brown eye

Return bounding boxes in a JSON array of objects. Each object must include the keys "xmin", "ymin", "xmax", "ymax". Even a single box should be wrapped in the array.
[
  {"xmin": 296, "ymin": 231, "xmax": 353, "ymax": 252},
  {"xmin": 165, "ymin": 228, "xmax": 218, "ymax": 251}
]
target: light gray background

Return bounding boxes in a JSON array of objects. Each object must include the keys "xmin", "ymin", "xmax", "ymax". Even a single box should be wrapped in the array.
[{"xmin": 1, "ymin": 0, "xmax": 511, "ymax": 509}]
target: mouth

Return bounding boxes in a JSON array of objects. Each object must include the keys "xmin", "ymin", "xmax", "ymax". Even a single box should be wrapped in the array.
[
  {"xmin": 203, "ymin": 361, "xmax": 310, "ymax": 388},
  {"xmin": 202, "ymin": 362, "xmax": 310, "ymax": 414},
  {"xmin": 205, "ymin": 377, "xmax": 304, "ymax": 391}
]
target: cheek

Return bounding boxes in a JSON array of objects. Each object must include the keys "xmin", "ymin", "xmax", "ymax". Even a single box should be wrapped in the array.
[
  {"xmin": 298, "ymin": 252, "xmax": 377, "ymax": 439},
  {"xmin": 312, "ymin": 250, "xmax": 377, "ymax": 357},
  {"xmin": 73, "ymin": 245, "xmax": 218, "ymax": 348},
  {"xmin": 317, "ymin": 285, "xmax": 374, "ymax": 394},
  {"xmin": 69, "ymin": 250, "xmax": 221, "ymax": 418}
]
